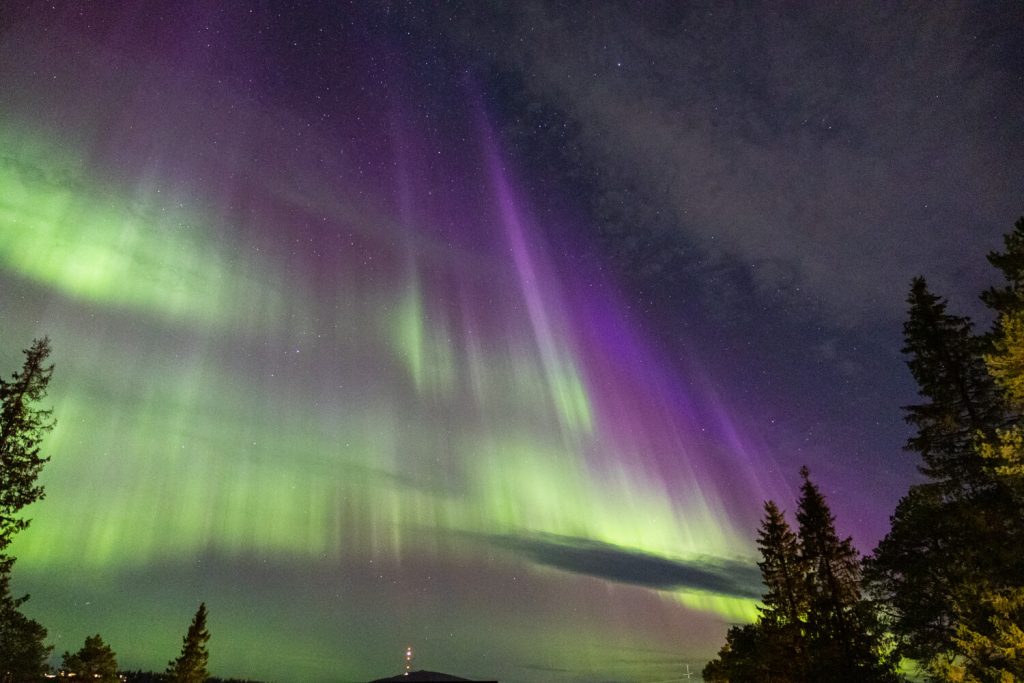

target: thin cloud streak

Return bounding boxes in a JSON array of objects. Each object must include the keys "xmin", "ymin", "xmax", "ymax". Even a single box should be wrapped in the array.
[{"xmin": 470, "ymin": 531, "xmax": 762, "ymax": 598}]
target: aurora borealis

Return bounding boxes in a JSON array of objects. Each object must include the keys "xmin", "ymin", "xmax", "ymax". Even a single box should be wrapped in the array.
[{"xmin": 2, "ymin": 3, "xmax": 1023, "ymax": 682}]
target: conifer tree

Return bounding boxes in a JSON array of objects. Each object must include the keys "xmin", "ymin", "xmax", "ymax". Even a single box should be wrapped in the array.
[
  {"xmin": 900, "ymin": 279, "xmax": 1003, "ymax": 493},
  {"xmin": 702, "ymin": 624, "xmax": 763, "ymax": 682},
  {"xmin": 868, "ymin": 278, "xmax": 1006, "ymax": 667},
  {"xmin": 756, "ymin": 501, "xmax": 809, "ymax": 681},
  {"xmin": 930, "ymin": 296, "xmax": 1024, "ymax": 680},
  {"xmin": 62, "ymin": 633, "xmax": 119, "ymax": 682},
  {"xmin": 704, "ymin": 481, "xmax": 897, "ymax": 682},
  {"xmin": 703, "ymin": 502, "xmax": 803, "ymax": 682},
  {"xmin": 927, "ymin": 586, "xmax": 1024, "ymax": 682},
  {"xmin": 981, "ymin": 217, "xmax": 1024, "ymax": 318},
  {"xmin": 867, "ymin": 484, "xmax": 956, "ymax": 665},
  {"xmin": 167, "ymin": 603, "xmax": 210, "ymax": 683},
  {"xmin": 0, "ymin": 337, "xmax": 55, "ymax": 551},
  {"xmin": 0, "ymin": 339, "xmax": 54, "ymax": 682},
  {"xmin": 867, "ymin": 223, "xmax": 1024, "ymax": 675},
  {"xmin": 983, "ymin": 311, "xmax": 1024, "ymax": 499},
  {"xmin": 797, "ymin": 468, "xmax": 871, "ymax": 680},
  {"xmin": 0, "ymin": 556, "xmax": 50, "ymax": 683}
]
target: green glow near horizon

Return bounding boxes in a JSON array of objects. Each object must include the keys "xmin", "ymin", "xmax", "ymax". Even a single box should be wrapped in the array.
[
  {"xmin": 14, "ymin": 380, "xmax": 748, "ymax": 578},
  {"xmin": 3, "ymin": 117, "xmax": 763, "ymax": 683},
  {"xmin": 12, "ymin": 354, "xmax": 757, "ymax": 621}
]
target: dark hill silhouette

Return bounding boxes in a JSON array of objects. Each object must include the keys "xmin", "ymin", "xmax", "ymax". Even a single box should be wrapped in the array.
[{"xmin": 369, "ymin": 670, "xmax": 496, "ymax": 682}]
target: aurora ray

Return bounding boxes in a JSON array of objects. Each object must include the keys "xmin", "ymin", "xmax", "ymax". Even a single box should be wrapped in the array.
[{"xmin": 0, "ymin": 4, "xmax": 805, "ymax": 682}]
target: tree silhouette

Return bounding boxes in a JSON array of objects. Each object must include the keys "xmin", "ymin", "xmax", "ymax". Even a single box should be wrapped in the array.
[
  {"xmin": 167, "ymin": 603, "xmax": 210, "ymax": 683},
  {"xmin": 0, "ymin": 559, "xmax": 50, "ymax": 683},
  {"xmin": 900, "ymin": 279, "xmax": 1003, "ymax": 493},
  {"xmin": 797, "ymin": 467, "xmax": 895, "ymax": 681},
  {"xmin": 0, "ymin": 339, "xmax": 54, "ymax": 682},
  {"xmin": 981, "ymin": 217, "xmax": 1024, "ymax": 318},
  {"xmin": 0, "ymin": 337, "xmax": 55, "ymax": 551},
  {"xmin": 702, "ymin": 624, "xmax": 763, "ymax": 682},
  {"xmin": 867, "ymin": 278, "xmax": 1001, "ymax": 666},
  {"xmin": 62, "ymin": 633, "xmax": 119, "ymax": 682},
  {"xmin": 867, "ymin": 221, "xmax": 1024, "ymax": 675},
  {"xmin": 756, "ymin": 500, "xmax": 809, "ymax": 680},
  {"xmin": 704, "ymin": 470, "xmax": 899, "ymax": 682}
]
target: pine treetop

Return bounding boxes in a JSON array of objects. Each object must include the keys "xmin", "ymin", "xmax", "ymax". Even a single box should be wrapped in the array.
[
  {"xmin": 901, "ymin": 279, "xmax": 1004, "ymax": 491},
  {"xmin": 982, "ymin": 217, "xmax": 1024, "ymax": 316},
  {"xmin": 167, "ymin": 603, "xmax": 210, "ymax": 683},
  {"xmin": 756, "ymin": 500, "xmax": 807, "ymax": 628},
  {"xmin": 0, "ymin": 338, "xmax": 55, "ymax": 552}
]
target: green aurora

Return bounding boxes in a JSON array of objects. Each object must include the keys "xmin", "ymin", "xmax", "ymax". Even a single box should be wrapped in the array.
[{"xmin": 0, "ymin": 11, "xmax": 784, "ymax": 680}]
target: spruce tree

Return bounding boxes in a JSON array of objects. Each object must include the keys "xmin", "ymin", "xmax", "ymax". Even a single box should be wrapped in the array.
[
  {"xmin": 981, "ymin": 217, "xmax": 1024, "ymax": 318},
  {"xmin": 901, "ymin": 279, "xmax": 1003, "ymax": 494},
  {"xmin": 932, "ymin": 302, "xmax": 1024, "ymax": 680},
  {"xmin": 167, "ymin": 603, "xmax": 210, "ymax": 683},
  {"xmin": 983, "ymin": 309, "xmax": 1024, "ymax": 499},
  {"xmin": 867, "ymin": 224, "xmax": 1024, "ymax": 675},
  {"xmin": 756, "ymin": 501, "xmax": 809, "ymax": 681},
  {"xmin": 62, "ymin": 633, "xmax": 119, "ymax": 682},
  {"xmin": 0, "ymin": 557, "xmax": 50, "ymax": 683},
  {"xmin": 0, "ymin": 339, "xmax": 54, "ymax": 682},
  {"xmin": 702, "ymin": 624, "xmax": 762, "ymax": 682},
  {"xmin": 797, "ymin": 468, "xmax": 897, "ymax": 682},
  {"xmin": 703, "ymin": 502, "xmax": 805, "ymax": 682},
  {"xmin": 868, "ymin": 278, "xmax": 1009, "ymax": 668},
  {"xmin": 704, "ymin": 475, "xmax": 899, "ymax": 682},
  {"xmin": 867, "ymin": 484, "xmax": 957, "ymax": 665},
  {"xmin": 0, "ymin": 337, "xmax": 55, "ymax": 551}
]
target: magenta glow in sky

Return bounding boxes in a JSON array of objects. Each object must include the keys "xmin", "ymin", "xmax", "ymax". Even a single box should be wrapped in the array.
[
  {"xmin": 0, "ymin": 5, "xmax": 790, "ymax": 682},
  {"xmin": 4, "ymin": 2, "xmax": 1022, "ymax": 681}
]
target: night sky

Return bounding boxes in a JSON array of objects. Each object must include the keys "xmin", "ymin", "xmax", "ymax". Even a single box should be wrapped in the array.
[{"xmin": 2, "ymin": 2, "xmax": 1022, "ymax": 682}]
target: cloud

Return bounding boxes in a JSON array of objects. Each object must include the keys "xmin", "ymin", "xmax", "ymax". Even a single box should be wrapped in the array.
[
  {"xmin": 469, "ymin": 531, "xmax": 761, "ymax": 598},
  {"xmin": 450, "ymin": 1, "xmax": 1024, "ymax": 325}
]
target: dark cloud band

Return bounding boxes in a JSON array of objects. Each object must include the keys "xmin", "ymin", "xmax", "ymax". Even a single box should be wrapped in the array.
[{"xmin": 470, "ymin": 531, "xmax": 761, "ymax": 599}]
